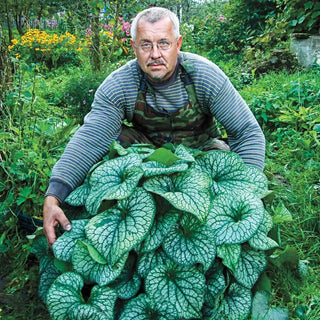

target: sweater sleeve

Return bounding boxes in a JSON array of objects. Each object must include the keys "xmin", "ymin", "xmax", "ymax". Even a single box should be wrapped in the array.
[
  {"xmin": 45, "ymin": 77, "xmax": 125, "ymax": 202},
  {"xmin": 210, "ymin": 78, "xmax": 265, "ymax": 170}
]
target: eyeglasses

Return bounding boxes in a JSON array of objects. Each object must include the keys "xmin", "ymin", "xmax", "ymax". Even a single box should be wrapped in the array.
[{"xmin": 134, "ymin": 40, "xmax": 174, "ymax": 52}]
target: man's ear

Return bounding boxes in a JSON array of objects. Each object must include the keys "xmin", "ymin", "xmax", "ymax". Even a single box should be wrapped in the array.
[
  {"xmin": 176, "ymin": 36, "xmax": 183, "ymax": 51},
  {"xmin": 131, "ymin": 40, "xmax": 137, "ymax": 56}
]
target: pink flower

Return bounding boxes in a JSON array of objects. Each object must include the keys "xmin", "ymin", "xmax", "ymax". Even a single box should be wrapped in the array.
[
  {"xmin": 218, "ymin": 14, "xmax": 227, "ymax": 22},
  {"xmin": 86, "ymin": 28, "xmax": 93, "ymax": 36},
  {"xmin": 122, "ymin": 21, "xmax": 131, "ymax": 36}
]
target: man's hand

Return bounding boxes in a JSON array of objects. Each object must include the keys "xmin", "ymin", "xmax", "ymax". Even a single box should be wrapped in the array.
[{"xmin": 43, "ymin": 195, "xmax": 71, "ymax": 246}]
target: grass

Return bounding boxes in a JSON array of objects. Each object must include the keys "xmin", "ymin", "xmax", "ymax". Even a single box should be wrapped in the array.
[
  {"xmin": 240, "ymin": 66, "xmax": 320, "ymax": 319},
  {"xmin": 0, "ymin": 60, "xmax": 320, "ymax": 319}
]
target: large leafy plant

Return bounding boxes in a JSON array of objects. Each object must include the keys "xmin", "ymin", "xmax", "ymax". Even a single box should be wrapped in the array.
[{"xmin": 33, "ymin": 142, "xmax": 284, "ymax": 319}]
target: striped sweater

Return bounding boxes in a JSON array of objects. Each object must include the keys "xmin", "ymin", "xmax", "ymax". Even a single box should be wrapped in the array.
[{"xmin": 46, "ymin": 52, "xmax": 265, "ymax": 203}]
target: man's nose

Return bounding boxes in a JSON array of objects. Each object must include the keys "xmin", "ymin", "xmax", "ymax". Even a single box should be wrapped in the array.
[{"xmin": 150, "ymin": 44, "xmax": 161, "ymax": 58}]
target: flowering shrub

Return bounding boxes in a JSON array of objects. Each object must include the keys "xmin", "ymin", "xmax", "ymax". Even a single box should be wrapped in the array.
[
  {"xmin": 8, "ymin": 29, "xmax": 84, "ymax": 68},
  {"xmin": 86, "ymin": 17, "xmax": 133, "ymax": 61}
]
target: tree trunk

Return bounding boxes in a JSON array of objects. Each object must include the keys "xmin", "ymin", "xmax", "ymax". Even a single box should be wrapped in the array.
[
  {"xmin": 4, "ymin": 0, "xmax": 13, "ymax": 42},
  {"xmin": 0, "ymin": 25, "xmax": 13, "ymax": 102},
  {"xmin": 91, "ymin": 13, "xmax": 102, "ymax": 71}
]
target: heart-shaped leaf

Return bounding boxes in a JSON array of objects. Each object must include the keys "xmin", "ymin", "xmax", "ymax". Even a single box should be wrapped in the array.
[
  {"xmin": 141, "ymin": 207, "xmax": 180, "ymax": 253},
  {"xmin": 85, "ymin": 154, "xmax": 143, "ymax": 215},
  {"xmin": 143, "ymin": 170, "xmax": 211, "ymax": 221},
  {"xmin": 145, "ymin": 262, "xmax": 206, "ymax": 319},
  {"xmin": 205, "ymin": 262, "xmax": 226, "ymax": 308},
  {"xmin": 190, "ymin": 150, "xmax": 246, "ymax": 195},
  {"xmin": 52, "ymin": 220, "xmax": 88, "ymax": 262},
  {"xmin": 249, "ymin": 210, "xmax": 279, "ymax": 250},
  {"xmin": 137, "ymin": 248, "xmax": 169, "ymax": 279},
  {"xmin": 86, "ymin": 188, "xmax": 156, "ymax": 265},
  {"xmin": 208, "ymin": 192, "xmax": 265, "ymax": 245},
  {"xmin": 72, "ymin": 241, "xmax": 127, "ymax": 286},
  {"xmin": 233, "ymin": 249, "xmax": 267, "ymax": 289},
  {"xmin": 174, "ymin": 144, "xmax": 196, "ymax": 162},
  {"xmin": 65, "ymin": 179, "xmax": 91, "ymax": 207},
  {"xmin": 217, "ymin": 244, "xmax": 242, "ymax": 272},
  {"xmin": 163, "ymin": 213, "xmax": 216, "ymax": 270},
  {"xmin": 47, "ymin": 272, "xmax": 117, "ymax": 320},
  {"xmin": 119, "ymin": 294, "xmax": 168, "ymax": 320},
  {"xmin": 109, "ymin": 253, "xmax": 141, "ymax": 299},
  {"xmin": 215, "ymin": 283, "xmax": 252, "ymax": 320}
]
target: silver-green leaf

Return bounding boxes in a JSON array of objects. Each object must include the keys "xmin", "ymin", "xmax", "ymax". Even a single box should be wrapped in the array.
[
  {"xmin": 85, "ymin": 154, "xmax": 143, "ymax": 215},
  {"xmin": 145, "ymin": 262, "xmax": 206, "ymax": 319},
  {"xmin": 205, "ymin": 263, "xmax": 226, "ymax": 308},
  {"xmin": 233, "ymin": 249, "xmax": 267, "ymax": 289},
  {"xmin": 46, "ymin": 272, "xmax": 84, "ymax": 319},
  {"xmin": 163, "ymin": 213, "xmax": 216, "ymax": 270},
  {"xmin": 141, "ymin": 207, "xmax": 180, "ymax": 253},
  {"xmin": 143, "ymin": 170, "xmax": 211, "ymax": 221},
  {"xmin": 72, "ymin": 240, "xmax": 127, "ymax": 285},
  {"xmin": 65, "ymin": 179, "xmax": 91, "ymax": 207},
  {"xmin": 52, "ymin": 220, "xmax": 88, "ymax": 262},
  {"xmin": 109, "ymin": 253, "xmax": 141, "ymax": 299},
  {"xmin": 137, "ymin": 248, "xmax": 169, "ymax": 279},
  {"xmin": 217, "ymin": 244, "xmax": 242, "ymax": 272},
  {"xmin": 212, "ymin": 283, "xmax": 252, "ymax": 320},
  {"xmin": 249, "ymin": 210, "xmax": 279, "ymax": 250},
  {"xmin": 174, "ymin": 144, "xmax": 196, "ymax": 162},
  {"xmin": 208, "ymin": 192, "xmax": 265, "ymax": 245},
  {"xmin": 47, "ymin": 272, "xmax": 117, "ymax": 320},
  {"xmin": 85, "ymin": 188, "xmax": 156, "ymax": 265},
  {"xmin": 142, "ymin": 161, "xmax": 188, "ymax": 177},
  {"xmin": 119, "ymin": 294, "xmax": 168, "ymax": 320},
  {"xmin": 190, "ymin": 150, "xmax": 246, "ymax": 196}
]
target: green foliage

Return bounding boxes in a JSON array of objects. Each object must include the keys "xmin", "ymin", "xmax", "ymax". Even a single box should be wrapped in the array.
[
  {"xmin": 241, "ymin": 68, "xmax": 320, "ymax": 134},
  {"xmin": 57, "ymin": 71, "xmax": 107, "ymax": 121},
  {"xmin": 1, "ymin": 2, "xmax": 320, "ymax": 318},
  {"xmin": 238, "ymin": 68, "xmax": 320, "ymax": 318},
  {"xmin": 284, "ymin": 0, "xmax": 320, "ymax": 35},
  {"xmin": 184, "ymin": 0, "xmax": 282, "ymax": 61},
  {"xmin": 0, "ymin": 62, "xmax": 79, "ymax": 218},
  {"xmin": 8, "ymin": 29, "xmax": 83, "ymax": 69},
  {"xmin": 32, "ymin": 142, "xmax": 285, "ymax": 319}
]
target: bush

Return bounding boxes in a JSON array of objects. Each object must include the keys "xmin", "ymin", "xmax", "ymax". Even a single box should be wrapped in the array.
[
  {"xmin": 58, "ymin": 71, "xmax": 107, "ymax": 121},
  {"xmin": 33, "ymin": 143, "xmax": 286, "ymax": 319},
  {"xmin": 8, "ymin": 29, "xmax": 84, "ymax": 68}
]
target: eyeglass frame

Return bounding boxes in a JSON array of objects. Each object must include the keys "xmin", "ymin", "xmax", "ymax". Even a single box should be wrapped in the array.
[{"xmin": 133, "ymin": 39, "xmax": 177, "ymax": 53}]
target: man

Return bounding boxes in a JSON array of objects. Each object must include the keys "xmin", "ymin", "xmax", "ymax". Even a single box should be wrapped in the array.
[{"xmin": 43, "ymin": 7, "xmax": 265, "ymax": 245}]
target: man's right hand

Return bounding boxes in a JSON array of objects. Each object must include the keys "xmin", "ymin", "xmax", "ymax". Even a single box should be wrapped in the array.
[{"xmin": 43, "ymin": 195, "xmax": 71, "ymax": 246}]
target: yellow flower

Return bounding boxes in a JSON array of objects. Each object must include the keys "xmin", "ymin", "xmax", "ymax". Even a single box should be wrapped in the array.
[{"xmin": 103, "ymin": 31, "xmax": 113, "ymax": 37}]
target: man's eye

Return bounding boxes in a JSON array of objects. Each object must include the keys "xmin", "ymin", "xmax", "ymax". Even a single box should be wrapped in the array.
[
  {"xmin": 159, "ymin": 40, "xmax": 169, "ymax": 46},
  {"xmin": 141, "ymin": 43, "xmax": 152, "ymax": 48}
]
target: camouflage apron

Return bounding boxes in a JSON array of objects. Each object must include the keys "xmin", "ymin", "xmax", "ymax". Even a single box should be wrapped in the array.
[{"xmin": 119, "ymin": 61, "xmax": 229, "ymax": 151}]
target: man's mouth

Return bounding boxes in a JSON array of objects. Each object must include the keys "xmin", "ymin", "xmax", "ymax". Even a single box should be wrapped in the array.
[{"xmin": 147, "ymin": 61, "xmax": 166, "ymax": 67}]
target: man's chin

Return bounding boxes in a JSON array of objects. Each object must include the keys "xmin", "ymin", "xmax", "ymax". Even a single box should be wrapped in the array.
[{"xmin": 147, "ymin": 72, "xmax": 168, "ymax": 82}]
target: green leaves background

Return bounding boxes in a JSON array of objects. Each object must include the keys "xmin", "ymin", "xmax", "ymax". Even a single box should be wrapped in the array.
[{"xmin": 33, "ymin": 142, "xmax": 280, "ymax": 320}]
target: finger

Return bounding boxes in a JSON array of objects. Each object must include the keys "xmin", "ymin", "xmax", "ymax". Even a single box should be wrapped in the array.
[
  {"xmin": 56, "ymin": 213, "xmax": 72, "ymax": 232},
  {"xmin": 44, "ymin": 224, "xmax": 57, "ymax": 247}
]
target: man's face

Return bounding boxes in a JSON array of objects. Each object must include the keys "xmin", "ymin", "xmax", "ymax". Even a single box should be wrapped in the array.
[{"xmin": 131, "ymin": 17, "xmax": 182, "ymax": 82}]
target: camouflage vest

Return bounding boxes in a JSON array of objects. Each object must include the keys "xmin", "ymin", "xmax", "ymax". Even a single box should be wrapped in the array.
[{"xmin": 119, "ymin": 58, "xmax": 226, "ymax": 150}]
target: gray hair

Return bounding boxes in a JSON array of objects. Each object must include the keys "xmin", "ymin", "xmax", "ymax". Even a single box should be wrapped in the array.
[{"xmin": 131, "ymin": 7, "xmax": 180, "ymax": 42}]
